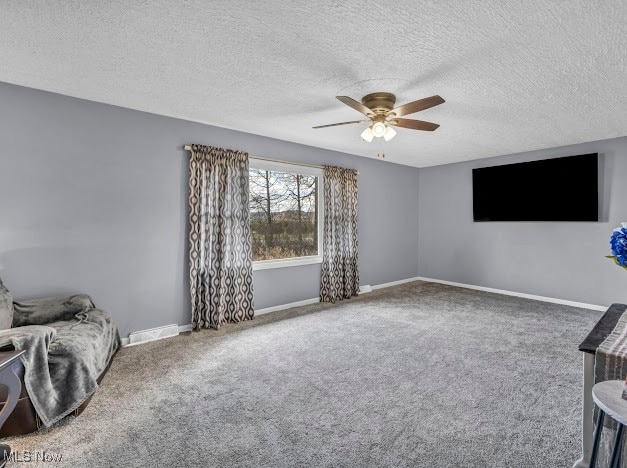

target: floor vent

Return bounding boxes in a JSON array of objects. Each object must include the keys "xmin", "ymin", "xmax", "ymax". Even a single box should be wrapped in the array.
[
  {"xmin": 359, "ymin": 285, "xmax": 372, "ymax": 294},
  {"xmin": 128, "ymin": 324, "xmax": 180, "ymax": 346}
]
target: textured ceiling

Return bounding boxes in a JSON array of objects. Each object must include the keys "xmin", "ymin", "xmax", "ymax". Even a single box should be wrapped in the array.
[{"xmin": 1, "ymin": 1, "xmax": 627, "ymax": 167}]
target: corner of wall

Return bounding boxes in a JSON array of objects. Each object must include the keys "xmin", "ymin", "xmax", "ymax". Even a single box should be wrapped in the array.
[{"xmin": 416, "ymin": 166, "xmax": 421, "ymax": 277}]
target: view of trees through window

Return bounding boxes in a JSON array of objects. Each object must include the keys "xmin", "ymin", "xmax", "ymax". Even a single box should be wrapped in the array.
[{"xmin": 249, "ymin": 168, "xmax": 318, "ymax": 261}]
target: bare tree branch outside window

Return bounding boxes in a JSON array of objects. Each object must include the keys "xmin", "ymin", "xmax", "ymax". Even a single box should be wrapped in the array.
[{"xmin": 249, "ymin": 168, "xmax": 318, "ymax": 261}]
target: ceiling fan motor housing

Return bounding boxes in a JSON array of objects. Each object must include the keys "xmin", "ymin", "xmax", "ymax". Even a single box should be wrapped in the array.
[{"xmin": 361, "ymin": 92, "xmax": 396, "ymax": 116}]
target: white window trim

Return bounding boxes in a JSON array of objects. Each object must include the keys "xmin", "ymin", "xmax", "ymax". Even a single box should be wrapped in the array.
[
  {"xmin": 253, "ymin": 255, "xmax": 322, "ymax": 271},
  {"xmin": 249, "ymin": 157, "xmax": 324, "ymax": 271}
]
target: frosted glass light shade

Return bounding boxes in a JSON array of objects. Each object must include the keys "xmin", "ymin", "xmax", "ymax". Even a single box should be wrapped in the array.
[
  {"xmin": 383, "ymin": 126, "xmax": 397, "ymax": 141},
  {"xmin": 361, "ymin": 127, "xmax": 374, "ymax": 142},
  {"xmin": 372, "ymin": 121, "xmax": 386, "ymax": 137}
]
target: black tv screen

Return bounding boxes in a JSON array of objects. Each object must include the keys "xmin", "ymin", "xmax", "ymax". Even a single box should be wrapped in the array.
[{"xmin": 472, "ymin": 153, "xmax": 598, "ymax": 222}]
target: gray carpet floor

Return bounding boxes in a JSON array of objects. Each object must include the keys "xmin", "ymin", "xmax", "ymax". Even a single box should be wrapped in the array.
[{"xmin": 7, "ymin": 281, "xmax": 602, "ymax": 467}]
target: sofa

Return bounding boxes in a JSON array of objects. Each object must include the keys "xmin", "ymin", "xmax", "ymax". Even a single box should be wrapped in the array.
[{"xmin": 0, "ymin": 277, "xmax": 120, "ymax": 436}]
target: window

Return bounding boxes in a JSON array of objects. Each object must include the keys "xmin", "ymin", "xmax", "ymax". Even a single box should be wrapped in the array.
[{"xmin": 249, "ymin": 158, "xmax": 323, "ymax": 270}]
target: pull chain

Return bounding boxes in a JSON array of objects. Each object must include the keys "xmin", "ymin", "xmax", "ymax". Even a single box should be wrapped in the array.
[{"xmin": 377, "ymin": 138, "xmax": 385, "ymax": 159}]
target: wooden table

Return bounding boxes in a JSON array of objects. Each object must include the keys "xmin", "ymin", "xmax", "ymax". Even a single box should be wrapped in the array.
[
  {"xmin": 574, "ymin": 303, "xmax": 627, "ymax": 468},
  {"xmin": 0, "ymin": 350, "xmax": 25, "ymax": 468}
]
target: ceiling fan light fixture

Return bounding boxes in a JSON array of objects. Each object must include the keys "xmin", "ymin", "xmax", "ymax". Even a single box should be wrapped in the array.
[
  {"xmin": 372, "ymin": 121, "xmax": 386, "ymax": 138},
  {"xmin": 361, "ymin": 126, "xmax": 374, "ymax": 142},
  {"xmin": 383, "ymin": 125, "xmax": 397, "ymax": 141},
  {"xmin": 313, "ymin": 93, "xmax": 445, "ymax": 148}
]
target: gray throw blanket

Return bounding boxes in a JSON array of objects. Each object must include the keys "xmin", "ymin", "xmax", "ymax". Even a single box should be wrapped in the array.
[{"xmin": 0, "ymin": 294, "xmax": 120, "ymax": 427}]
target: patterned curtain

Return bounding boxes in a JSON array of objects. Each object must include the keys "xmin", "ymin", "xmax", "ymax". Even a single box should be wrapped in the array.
[
  {"xmin": 320, "ymin": 165, "xmax": 359, "ymax": 303},
  {"xmin": 188, "ymin": 144, "xmax": 254, "ymax": 329}
]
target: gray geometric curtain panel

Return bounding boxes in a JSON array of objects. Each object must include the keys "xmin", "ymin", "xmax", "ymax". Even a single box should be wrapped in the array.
[
  {"xmin": 320, "ymin": 165, "xmax": 359, "ymax": 303},
  {"xmin": 188, "ymin": 144, "xmax": 254, "ymax": 329}
]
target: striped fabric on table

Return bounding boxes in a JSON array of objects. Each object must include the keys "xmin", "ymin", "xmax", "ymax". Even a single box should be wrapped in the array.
[
  {"xmin": 593, "ymin": 308, "xmax": 627, "ymax": 464},
  {"xmin": 596, "ymin": 310, "xmax": 627, "ymax": 385}
]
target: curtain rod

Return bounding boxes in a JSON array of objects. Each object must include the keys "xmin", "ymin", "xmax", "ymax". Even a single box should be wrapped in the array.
[{"xmin": 183, "ymin": 145, "xmax": 327, "ymax": 171}]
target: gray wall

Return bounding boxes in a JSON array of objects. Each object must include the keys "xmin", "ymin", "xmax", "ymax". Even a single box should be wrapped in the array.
[
  {"xmin": 0, "ymin": 82, "xmax": 419, "ymax": 337},
  {"xmin": 418, "ymin": 137, "xmax": 627, "ymax": 307}
]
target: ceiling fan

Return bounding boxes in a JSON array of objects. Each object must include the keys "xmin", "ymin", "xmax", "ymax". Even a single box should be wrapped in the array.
[{"xmin": 313, "ymin": 92, "xmax": 445, "ymax": 142}]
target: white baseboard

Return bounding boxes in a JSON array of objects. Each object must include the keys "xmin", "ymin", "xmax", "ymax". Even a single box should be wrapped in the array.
[
  {"xmin": 255, "ymin": 278, "xmax": 421, "ymax": 314},
  {"xmin": 255, "ymin": 297, "xmax": 320, "ymax": 316},
  {"xmin": 371, "ymin": 277, "xmax": 421, "ymax": 290},
  {"xmin": 416, "ymin": 276, "xmax": 607, "ymax": 311},
  {"xmin": 122, "ymin": 274, "xmax": 605, "ymax": 347},
  {"xmin": 120, "ymin": 278, "xmax": 417, "ymax": 346}
]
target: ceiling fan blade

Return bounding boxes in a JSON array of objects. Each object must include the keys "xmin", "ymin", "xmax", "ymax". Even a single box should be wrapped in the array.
[
  {"xmin": 336, "ymin": 96, "xmax": 376, "ymax": 117},
  {"xmin": 389, "ymin": 95, "xmax": 445, "ymax": 117},
  {"xmin": 390, "ymin": 118, "xmax": 440, "ymax": 131},
  {"xmin": 312, "ymin": 120, "xmax": 367, "ymax": 129}
]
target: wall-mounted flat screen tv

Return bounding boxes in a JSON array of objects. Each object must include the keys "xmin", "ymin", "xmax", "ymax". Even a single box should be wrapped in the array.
[{"xmin": 472, "ymin": 153, "xmax": 598, "ymax": 222}]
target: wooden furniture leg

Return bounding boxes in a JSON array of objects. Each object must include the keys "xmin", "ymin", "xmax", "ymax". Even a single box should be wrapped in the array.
[
  {"xmin": 0, "ymin": 352, "xmax": 25, "ymax": 468},
  {"xmin": 574, "ymin": 352, "xmax": 595, "ymax": 468}
]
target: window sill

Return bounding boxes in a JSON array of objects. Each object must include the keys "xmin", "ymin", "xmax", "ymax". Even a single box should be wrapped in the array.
[{"xmin": 253, "ymin": 256, "xmax": 323, "ymax": 271}]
